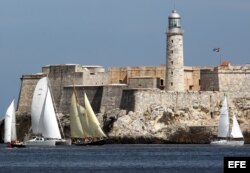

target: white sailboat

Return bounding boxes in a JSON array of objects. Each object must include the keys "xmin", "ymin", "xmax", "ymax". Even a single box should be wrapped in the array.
[
  {"xmin": 25, "ymin": 77, "xmax": 68, "ymax": 146},
  {"xmin": 70, "ymin": 91, "xmax": 106, "ymax": 145},
  {"xmin": 211, "ymin": 96, "xmax": 244, "ymax": 146},
  {"xmin": 4, "ymin": 100, "xmax": 25, "ymax": 148}
]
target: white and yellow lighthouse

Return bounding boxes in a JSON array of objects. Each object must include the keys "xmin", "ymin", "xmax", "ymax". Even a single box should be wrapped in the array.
[{"xmin": 165, "ymin": 10, "xmax": 185, "ymax": 92}]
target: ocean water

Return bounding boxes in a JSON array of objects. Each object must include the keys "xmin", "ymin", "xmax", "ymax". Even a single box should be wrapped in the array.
[{"xmin": 0, "ymin": 144, "xmax": 250, "ymax": 173}]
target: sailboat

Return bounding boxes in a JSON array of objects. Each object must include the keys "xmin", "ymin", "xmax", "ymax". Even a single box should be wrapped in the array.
[
  {"xmin": 25, "ymin": 77, "xmax": 69, "ymax": 146},
  {"xmin": 70, "ymin": 91, "xmax": 107, "ymax": 145},
  {"xmin": 210, "ymin": 96, "xmax": 244, "ymax": 146},
  {"xmin": 4, "ymin": 100, "xmax": 25, "ymax": 148}
]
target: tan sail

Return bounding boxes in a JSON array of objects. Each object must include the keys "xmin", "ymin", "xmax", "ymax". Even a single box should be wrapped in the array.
[
  {"xmin": 77, "ymin": 101, "xmax": 91, "ymax": 137},
  {"xmin": 70, "ymin": 92, "xmax": 87, "ymax": 138},
  {"xmin": 84, "ymin": 92, "xmax": 106, "ymax": 138}
]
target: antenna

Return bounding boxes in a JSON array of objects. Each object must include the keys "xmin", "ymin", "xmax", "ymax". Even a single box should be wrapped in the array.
[{"xmin": 173, "ymin": 0, "xmax": 176, "ymax": 10}]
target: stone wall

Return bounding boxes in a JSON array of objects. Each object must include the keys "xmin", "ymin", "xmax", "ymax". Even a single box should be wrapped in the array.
[
  {"xmin": 59, "ymin": 85, "xmax": 127, "ymax": 114},
  {"xmin": 17, "ymin": 74, "xmax": 46, "ymax": 115},
  {"xmin": 218, "ymin": 65, "xmax": 250, "ymax": 92},
  {"xmin": 109, "ymin": 65, "xmax": 207, "ymax": 91},
  {"xmin": 200, "ymin": 65, "xmax": 250, "ymax": 92},
  {"xmin": 82, "ymin": 71, "xmax": 109, "ymax": 86},
  {"xmin": 100, "ymin": 85, "xmax": 128, "ymax": 113},
  {"xmin": 43, "ymin": 64, "xmax": 109, "ymax": 112},
  {"xmin": 123, "ymin": 89, "xmax": 250, "ymax": 114},
  {"xmin": 184, "ymin": 67, "xmax": 201, "ymax": 91},
  {"xmin": 44, "ymin": 65, "xmax": 84, "ymax": 111},
  {"xmin": 59, "ymin": 86, "xmax": 104, "ymax": 114},
  {"xmin": 128, "ymin": 77, "xmax": 160, "ymax": 89},
  {"xmin": 109, "ymin": 66, "xmax": 165, "ymax": 85},
  {"xmin": 200, "ymin": 68, "xmax": 219, "ymax": 91}
]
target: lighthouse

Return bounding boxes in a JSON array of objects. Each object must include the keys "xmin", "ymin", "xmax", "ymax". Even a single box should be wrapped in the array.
[{"xmin": 165, "ymin": 10, "xmax": 185, "ymax": 92}]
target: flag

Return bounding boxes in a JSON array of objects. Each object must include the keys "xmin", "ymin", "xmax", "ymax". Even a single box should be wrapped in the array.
[{"xmin": 213, "ymin": 48, "xmax": 220, "ymax": 52}]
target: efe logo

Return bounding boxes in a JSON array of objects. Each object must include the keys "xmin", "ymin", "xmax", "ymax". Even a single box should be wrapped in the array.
[
  {"xmin": 224, "ymin": 157, "xmax": 250, "ymax": 173},
  {"xmin": 228, "ymin": 161, "xmax": 246, "ymax": 168}
]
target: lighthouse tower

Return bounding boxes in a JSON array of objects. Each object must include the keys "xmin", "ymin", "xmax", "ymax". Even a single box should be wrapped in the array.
[{"xmin": 165, "ymin": 10, "xmax": 185, "ymax": 92}]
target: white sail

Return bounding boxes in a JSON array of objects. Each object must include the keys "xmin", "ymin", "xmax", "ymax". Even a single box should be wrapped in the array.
[
  {"xmin": 217, "ymin": 96, "xmax": 230, "ymax": 138},
  {"xmin": 41, "ymin": 88, "xmax": 62, "ymax": 139},
  {"xmin": 211, "ymin": 97, "xmax": 244, "ymax": 146},
  {"xmin": 11, "ymin": 101, "xmax": 17, "ymax": 142},
  {"xmin": 4, "ymin": 100, "xmax": 16, "ymax": 143},
  {"xmin": 230, "ymin": 114, "xmax": 243, "ymax": 138},
  {"xmin": 31, "ymin": 77, "xmax": 61, "ymax": 139},
  {"xmin": 31, "ymin": 77, "xmax": 48, "ymax": 134}
]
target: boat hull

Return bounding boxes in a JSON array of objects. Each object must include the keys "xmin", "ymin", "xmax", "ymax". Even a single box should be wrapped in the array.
[
  {"xmin": 56, "ymin": 139, "xmax": 72, "ymax": 146},
  {"xmin": 210, "ymin": 140, "xmax": 244, "ymax": 146},
  {"xmin": 10, "ymin": 143, "xmax": 26, "ymax": 148},
  {"xmin": 74, "ymin": 139, "xmax": 106, "ymax": 146},
  {"xmin": 25, "ymin": 139, "xmax": 57, "ymax": 146},
  {"xmin": 6, "ymin": 142, "xmax": 26, "ymax": 148}
]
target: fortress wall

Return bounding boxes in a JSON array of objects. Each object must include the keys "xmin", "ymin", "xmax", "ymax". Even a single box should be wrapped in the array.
[
  {"xmin": 218, "ymin": 68, "xmax": 250, "ymax": 92},
  {"xmin": 17, "ymin": 74, "xmax": 46, "ymax": 115},
  {"xmin": 59, "ymin": 85, "xmax": 127, "ymax": 114},
  {"xmin": 128, "ymin": 77, "xmax": 160, "ymax": 89},
  {"xmin": 191, "ymin": 68, "xmax": 201, "ymax": 91},
  {"xmin": 59, "ymin": 86, "xmax": 103, "ymax": 114},
  {"xmin": 42, "ymin": 64, "xmax": 109, "ymax": 112},
  {"xmin": 108, "ymin": 67, "xmax": 128, "ymax": 84},
  {"xmin": 120, "ymin": 89, "xmax": 250, "ymax": 113},
  {"xmin": 109, "ymin": 66, "xmax": 165, "ymax": 84},
  {"xmin": 110, "ymin": 66, "xmax": 204, "ymax": 91},
  {"xmin": 46, "ymin": 65, "xmax": 84, "ymax": 111},
  {"xmin": 82, "ymin": 72, "xmax": 109, "ymax": 86},
  {"xmin": 100, "ymin": 85, "xmax": 128, "ymax": 113},
  {"xmin": 16, "ymin": 64, "xmax": 250, "ymax": 119},
  {"xmin": 200, "ymin": 68, "xmax": 219, "ymax": 91}
]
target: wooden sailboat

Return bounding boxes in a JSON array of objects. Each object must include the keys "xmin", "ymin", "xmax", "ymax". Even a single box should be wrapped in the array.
[
  {"xmin": 70, "ymin": 90, "xmax": 106, "ymax": 145},
  {"xmin": 210, "ymin": 96, "xmax": 244, "ymax": 146},
  {"xmin": 25, "ymin": 77, "xmax": 70, "ymax": 146},
  {"xmin": 4, "ymin": 100, "xmax": 25, "ymax": 148}
]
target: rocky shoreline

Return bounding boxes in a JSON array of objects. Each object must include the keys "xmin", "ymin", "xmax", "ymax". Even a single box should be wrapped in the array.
[{"xmin": 13, "ymin": 99, "xmax": 250, "ymax": 144}]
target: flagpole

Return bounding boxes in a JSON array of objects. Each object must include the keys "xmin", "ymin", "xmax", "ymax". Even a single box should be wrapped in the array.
[
  {"xmin": 220, "ymin": 50, "xmax": 222, "ymax": 65},
  {"xmin": 213, "ymin": 48, "xmax": 221, "ymax": 66}
]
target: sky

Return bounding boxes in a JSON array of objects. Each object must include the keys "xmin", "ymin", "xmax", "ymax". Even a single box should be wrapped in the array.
[{"xmin": 0, "ymin": 0, "xmax": 249, "ymax": 117}]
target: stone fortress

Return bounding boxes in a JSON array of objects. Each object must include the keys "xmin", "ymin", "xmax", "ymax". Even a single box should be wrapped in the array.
[{"xmin": 14, "ymin": 10, "xmax": 250, "ymax": 143}]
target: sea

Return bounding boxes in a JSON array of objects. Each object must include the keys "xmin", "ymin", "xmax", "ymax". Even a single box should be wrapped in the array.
[{"xmin": 0, "ymin": 144, "xmax": 250, "ymax": 173}]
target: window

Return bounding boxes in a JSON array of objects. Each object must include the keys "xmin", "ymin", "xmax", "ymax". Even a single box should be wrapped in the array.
[
  {"xmin": 160, "ymin": 79, "xmax": 164, "ymax": 86},
  {"xmin": 169, "ymin": 19, "xmax": 181, "ymax": 28},
  {"xmin": 171, "ymin": 82, "xmax": 173, "ymax": 86},
  {"xmin": 171, "ymin": 50, "xmax": 173, "ymax": 54},
  {"xmin": 171, "ymin": 71, "xmax": 173, "ymax": 75},
  {"xmin": 171, "ymin": 40, "xmax": 173, "ymax": 43},
  {"xmin": 171, "ymin": 61, "xmax": 173, "ymax": 65}
]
